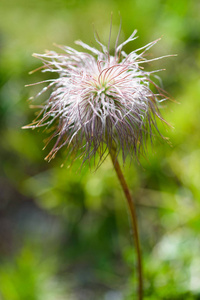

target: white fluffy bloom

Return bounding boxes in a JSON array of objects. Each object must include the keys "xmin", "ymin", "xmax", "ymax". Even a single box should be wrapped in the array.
[{"xmin": 24, "ymin": 29, "xmax": 170, "ymax": 165}]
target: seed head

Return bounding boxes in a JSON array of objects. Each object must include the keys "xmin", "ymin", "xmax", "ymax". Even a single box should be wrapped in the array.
[{"xmin": 24, "ymin": 29, "xmax": 170, "ymax": 166}]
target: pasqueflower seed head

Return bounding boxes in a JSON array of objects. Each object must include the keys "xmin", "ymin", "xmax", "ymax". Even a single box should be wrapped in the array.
[{"xmin": 24, "ymin": 29, "xmax": 170, "ymax": 165}]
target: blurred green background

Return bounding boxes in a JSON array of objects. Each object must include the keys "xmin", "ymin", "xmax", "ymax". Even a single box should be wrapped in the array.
[{"xmin": 0, "ymin": 0, "xmax": 200, "ymax": 299}]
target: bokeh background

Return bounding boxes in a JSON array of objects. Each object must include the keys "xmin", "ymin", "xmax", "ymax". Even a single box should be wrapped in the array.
[{"xmin": 0, "ymin": 0, "xmax": 200, "ymax": 299}]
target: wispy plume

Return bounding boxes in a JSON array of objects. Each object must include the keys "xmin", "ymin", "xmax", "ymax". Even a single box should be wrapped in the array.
[{"xmin": 24, "ymin": 28, "xmax": 170, "ymax": 165}]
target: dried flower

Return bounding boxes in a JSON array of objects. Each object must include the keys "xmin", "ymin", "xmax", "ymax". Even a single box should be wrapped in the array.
[{"xmin": 24, "ymin": 29, "xmax": 169, "ymax": 165}]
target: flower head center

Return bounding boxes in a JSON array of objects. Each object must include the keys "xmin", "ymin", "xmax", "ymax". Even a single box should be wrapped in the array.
[{"xmin": 96, "ymin": 80, "xmax": 109, "ymax": 92}]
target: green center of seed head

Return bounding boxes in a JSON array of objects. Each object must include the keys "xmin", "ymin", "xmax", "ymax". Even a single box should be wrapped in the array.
[{"xmin": 95, "ymin": 80, "xmax": 110, "ymax": 93}]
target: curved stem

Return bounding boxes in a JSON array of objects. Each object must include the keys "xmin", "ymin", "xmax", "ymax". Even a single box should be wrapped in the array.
[{"xmin": 110, "ymin": 149, "xmax": 143, "ymax": 300}]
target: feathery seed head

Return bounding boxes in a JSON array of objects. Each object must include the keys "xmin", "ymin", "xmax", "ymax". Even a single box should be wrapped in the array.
[{"xmin": 24, "ymin": 29, "xmax": 170, "ymax": 166}]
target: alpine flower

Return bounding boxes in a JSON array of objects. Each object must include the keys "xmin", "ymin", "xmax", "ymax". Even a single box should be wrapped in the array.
[
  {"xmin": 23, "ymin": 27, "xmax": 173, "ymax": 299},
  {"xmin": 24, "ymin": 29, "xmax": 169, "ymax": 165}
]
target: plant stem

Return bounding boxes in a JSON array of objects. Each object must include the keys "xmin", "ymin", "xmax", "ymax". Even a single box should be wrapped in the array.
[{"xmin": 110, "ymin": 149, "xmax": 143, "ymax": 300}]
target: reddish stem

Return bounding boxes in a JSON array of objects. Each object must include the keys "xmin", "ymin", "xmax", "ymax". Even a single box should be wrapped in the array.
[{"xmin": 110, "ymin": 149, "xmax": 143, "ymax": 300}]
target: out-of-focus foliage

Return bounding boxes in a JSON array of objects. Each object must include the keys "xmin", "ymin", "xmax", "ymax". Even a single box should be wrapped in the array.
[{"xmin": 0, "ymin": 0, "xmax": 200, "ymax": 299}]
